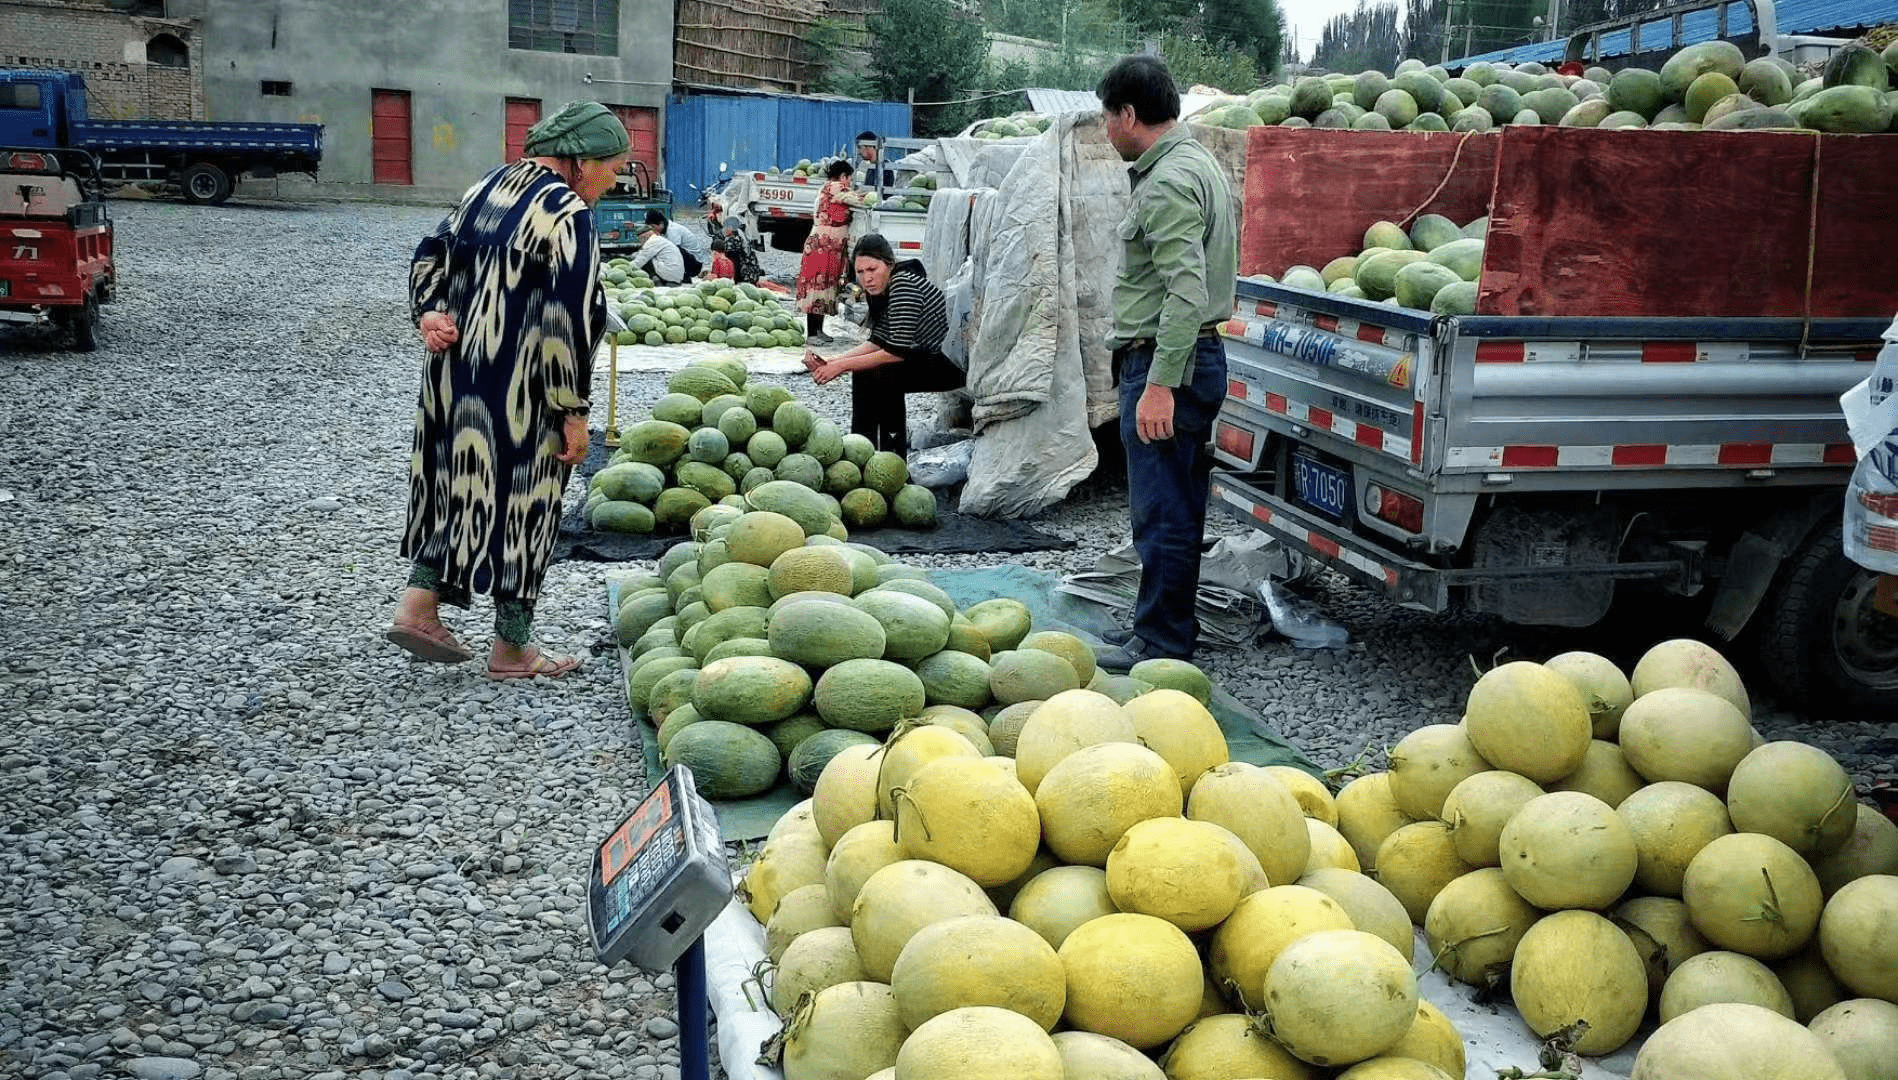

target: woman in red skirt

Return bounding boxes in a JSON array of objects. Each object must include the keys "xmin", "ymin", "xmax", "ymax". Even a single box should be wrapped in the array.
[{"xmin": 795, "ymin": 159, "xmax": 868, "ymax": 346}]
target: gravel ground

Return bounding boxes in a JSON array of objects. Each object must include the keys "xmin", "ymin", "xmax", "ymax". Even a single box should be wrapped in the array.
[{"xmin": 1, "ymin": 199, "xmax": 1888, "ymax": 1080}]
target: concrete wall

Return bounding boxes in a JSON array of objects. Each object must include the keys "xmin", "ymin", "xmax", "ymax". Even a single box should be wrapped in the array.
[
  {"xmin": 0, "ymin": 0, "xmax": 205, "ymax": 119},
  {"xmin": 176, "ymin": 0, "xmax": 673, "ymax": 201}
]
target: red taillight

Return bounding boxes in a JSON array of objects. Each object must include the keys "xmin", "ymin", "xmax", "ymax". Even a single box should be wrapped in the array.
[
  {"xmin": 1364, "ymin": 483, "xmax": 1424, "ymax": 533},
  {"xmin": 6, "ymin": 152, "xmax": 49, "ymax": 171}
]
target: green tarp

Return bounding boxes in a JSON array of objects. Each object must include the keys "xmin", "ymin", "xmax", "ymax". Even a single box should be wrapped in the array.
[{"xmin": 612, "ymin": 563, "xmax": 1317, "ymax": 841}]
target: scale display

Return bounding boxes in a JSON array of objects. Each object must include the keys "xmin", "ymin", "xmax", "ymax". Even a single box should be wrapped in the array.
[{"xmin": 587, "ymin": 765, "xmax": 731, "ymax": 972}]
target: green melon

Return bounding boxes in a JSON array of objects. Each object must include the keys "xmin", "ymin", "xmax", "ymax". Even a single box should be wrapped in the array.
[
  {"xmin": 824, "ymin": 460, "xmax": 863, "ymax": 495},
  {"xmin": 688, "ymin": 605, "xmax": 769, "ymax": 665},
  {"xmin": 841, "ymin": 433, "xmax": 876, "ymax": 469},
  {"xmin": 693, "ymin": 655, "xmax": 814, "ymax": 726},
  {"xmin": 662, "ymin": 720, "xmax": 781, "ymax": 797},
  {"xmin": 964, "ymin": 599, "xmax": 1032, "ymax": 653},
  {"xmin": 620, "ymin": 420, "xmax": 692, "ymax": 467},
  {"xmin": 747, "ymin": 429, "xmax": 788, "ymax": 469},
  {"xmin": 862, "ymin": 452, "xmax": 909, "ymax": 497},
  {"xmin": 1394, "ymin": 261, "xmax": 1463, "ymax": 310},
  {"xmin": 804, "ymin": 420, "xmax": 845, "ymax": 467},
  {"xmin": 814, "ymin": 659, "xmax": 928, "ymax": 733},
  {"xmin": 1127, "ymin": 658, "xmax": 1212, "ymax": 705},
  {"xmin": 654, "ymin": 487, "xmax": 712, "ymax": 529},
  {"xmin": 891, "ymin": 485, "xmax": 938, "ymax": 528},
  {"xmin": 841, "ymin": 488, "xmax": 889, "ymax": 529},
  {"xmin": 770, "ymin": 599, "xmax": 887, "ymax": 667},
  {"xmin": 855, "ymin": 590, "xmax": 952, "ymax": 662},
  {"xmin": 1661, "ymin": 41, "xmax": 1746, "ymax": 102},
  {"xmin": 773, "ymin": 401, "xmax": 817, "ymax": 449},
  {"xmin": 990, "ymin": 650, "xmax": 1080, "ymax": 706},
  {"xmin": 745, "ymin": 479, "xmax": 833, "ymax": 536},
  {"xmin": 775, "ymin": 452, "xmax": 826, "ymax": 490},
  {"xmin": 704, "ymin": 636, "xmax": 775, "ymax": 665},
  {"xmin": 916, "ymin": 649, "xmax": 995, "ymax": 709},
  {"xmin": 718, "ymin": 406, "xmax": 758, "ymax": 446},
  {"xmin": 788, "ymin": 728, "xmax": 881, "ymax": 793},
  {"xmin": 592, "ymin": 500, "xmax": 656, "ymax": 533},
  {"xmin": 769, "ymin": 545, "xmax": 855, "ymax": 599},
  {"xmin": 650, "ymin": 392, "xmax": 705, "ymax": 427},
  {"xmin": 668, "ymin": 366, "xmax": 739, "ymax": 402},
  {"xmin": 614, "ymin": 588, "xmax": 673, "ymax": 644},
  {"xmin": 676, "ymin": 460, "xmax": 738, "ymax": 502}
]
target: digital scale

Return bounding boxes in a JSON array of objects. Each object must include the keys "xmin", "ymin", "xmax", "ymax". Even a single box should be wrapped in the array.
[{"xmin": 586, "ymin": 765, "xmax": 732, "ymax": 1080}]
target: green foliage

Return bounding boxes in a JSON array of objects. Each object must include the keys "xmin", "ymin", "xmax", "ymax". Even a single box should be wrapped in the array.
[
  {"xmin": 806, "ymin": 16, "xmax": 882, "ymax": 98},
  {"xmin": 867, "ymin": 0, "xmax": 992, "ymax": 135},
  {"xmin": 1313, "ymin": 1, "xmax": 1402, "ymax": 74},
  {"xmin": 1154, "ymin": 30, "xmax": 1261, "ymax": 91}
]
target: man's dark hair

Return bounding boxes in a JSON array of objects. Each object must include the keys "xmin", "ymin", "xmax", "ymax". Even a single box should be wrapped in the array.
[
  {"xmin": 852, "ymin": 233, "xmax": 895, "ymax": 266},
  {"xmin": 825, "ymin": 159, "xmax": 855, "ymax": 180},
  {"xmin": 1097, "ymin": 54, "xmax": 1180, "ymax": 125},
  {"xmin": 856, "ymin": 131, "xmax": 878, "ymax": 143},
  {"xmin": 643, "ymin": 209, "xmax": 667, "ymax": 229}
]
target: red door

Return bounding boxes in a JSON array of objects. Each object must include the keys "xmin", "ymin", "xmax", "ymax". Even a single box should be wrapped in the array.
[
  {"xmin": 610, "ymin": 105, "xmax": 660, "ymax": 178},
  {"xmin": 371, "ymin": 90, "xmax": 412, "ymax": 186},
  {"xmin": 505, "ymin": 98, "xmax": 541, "ymax": 162}
]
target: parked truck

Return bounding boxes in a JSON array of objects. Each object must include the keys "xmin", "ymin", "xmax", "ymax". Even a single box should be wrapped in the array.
[
  {"xmin": 714, "ymin": 136, "xmax": 932, "ymax": 260},
  {"xmin": 0, "ymin": 70, "xmax": 322, "ymax": 205},
  {"xmin": 1210, "ymin": 127, "xmax": 1898, "ymax": 711}
]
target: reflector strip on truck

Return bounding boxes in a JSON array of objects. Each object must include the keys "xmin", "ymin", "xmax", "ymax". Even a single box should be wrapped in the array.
[
  {"xmin": 1443, "ymin": 442, "xmax": 1858, "ymax": 470},
  {"xmin": 1212, "ymin": 481, "xmax": 1400, "ymax": 587},
  {"xmin": 1232, "ymin": 379, "xmax": 1415, "ymax": 462},
  {"xmin": 1472, "ymin": 340, "xmax": 1829, "ymax": 364}
]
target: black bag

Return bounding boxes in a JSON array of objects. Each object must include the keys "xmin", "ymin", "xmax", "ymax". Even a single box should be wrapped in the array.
[{"xmin": 679, "ymin": 248, "xmax": 703, "ymax": 280}]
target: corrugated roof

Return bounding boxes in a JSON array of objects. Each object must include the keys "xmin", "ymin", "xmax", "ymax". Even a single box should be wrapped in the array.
[
  {"xmin": 1024, "ymin": 88, "xmax": 1102, "ymax": 115},
  {"xmin": 1448, "ymin": 0, "xmax": 1882, "ymax": 67}
]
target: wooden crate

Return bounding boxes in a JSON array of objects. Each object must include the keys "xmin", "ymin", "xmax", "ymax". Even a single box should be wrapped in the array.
[{"xmin": 1239, "ymin": 125, "xmax": 1898, "ymax": 320}]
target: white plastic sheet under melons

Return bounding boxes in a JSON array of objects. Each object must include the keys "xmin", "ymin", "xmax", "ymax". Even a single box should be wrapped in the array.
[{"xmin": 701, "ymin": 907, "xmax": 1646, "ymax": 1080}]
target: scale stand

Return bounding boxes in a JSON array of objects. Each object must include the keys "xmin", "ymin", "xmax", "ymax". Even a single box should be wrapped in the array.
[
  {"xmin": 586, "ymin": 765, "xmax": 731, "ymax": 1080},
  {"xmin": 602, "ymin": 308, "xmax": 626, "ymax": 447}
]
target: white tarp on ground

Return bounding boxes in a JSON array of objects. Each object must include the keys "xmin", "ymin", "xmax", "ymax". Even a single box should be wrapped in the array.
[{"xmin": 701, "ymin": 897, "xmax": 1641, "ymax": 1080}]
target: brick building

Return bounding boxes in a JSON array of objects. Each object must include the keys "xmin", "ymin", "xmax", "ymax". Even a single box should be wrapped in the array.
[{"xmin": 0, "ymin": 0, "xmax": 204, "ymax": 120}]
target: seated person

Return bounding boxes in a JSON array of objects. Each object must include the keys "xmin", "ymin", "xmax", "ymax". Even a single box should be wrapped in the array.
[
  {"xmin": 646, "ymin": 209, "xmax": 710, "ymax": 278},
  {"xmin": 630, "ymin": 221, "xmax": 688, "ymax": 284},
  {"xmin": 708, "ymin": 238, "xmax": 736, "ymax": 281},
  {"xmin": 805, "ymin": 233, "xmax": 962, "ymax": 454},
  {"xmin": 721, "ymin": 225, "xmax": 762, "ymax": 285}
]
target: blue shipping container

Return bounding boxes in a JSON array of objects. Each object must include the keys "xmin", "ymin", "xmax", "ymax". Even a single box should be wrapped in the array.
[{"xmin": 664, "ymin": 92, "xmax": 911, "ymax": 205}]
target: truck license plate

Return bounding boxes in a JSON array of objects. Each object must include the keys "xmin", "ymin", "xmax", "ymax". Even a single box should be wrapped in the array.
[
  {"xmin": 1292, "ymin": 455, "xmax": 1351, "ymax": 520},
  {"xmin": 0, "ymin": 280, "xmax": 9, "ymax": 297}
]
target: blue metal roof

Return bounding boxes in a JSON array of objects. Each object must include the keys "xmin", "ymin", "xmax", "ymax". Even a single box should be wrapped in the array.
[{"xmin": 1448, "ymin": 0, "xmax": 1883, "ymax": 67}]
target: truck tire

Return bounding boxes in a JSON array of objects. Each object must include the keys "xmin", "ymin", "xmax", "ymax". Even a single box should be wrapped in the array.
[
  {"xmin": 769, "ymin": 221, "xmax": 811, "ymax": 252},
  {"xmin": 1758, "ymin": 518, "xmax": 1898, "ymax": 713},
  {"xmin": 180, "ymin": 162, "xmax": 233, "ymax": 205},
  {"xmin": 60, "ymin": 294, "xmax": 99, "ymax": 352}
]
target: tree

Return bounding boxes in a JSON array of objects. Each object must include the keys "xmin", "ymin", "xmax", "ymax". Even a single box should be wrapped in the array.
[
  {"xmin": 866, "ymin": 0, "xmax": 992, "ymax": 135},
  {"xmin": 1311, "ymin": 1, "xmax": 1402, "ymax": 73},
  {"xmin": 1154, "ymin": 30, "xmax": 1261, "ymax": 91},
  {"xmin": 1201, "ymin": 0, "xmax": 1286, "ymax": 74},
  {"xmin": 1401, "ymin": 0, "xmax": 1447, "ymax": 63}
]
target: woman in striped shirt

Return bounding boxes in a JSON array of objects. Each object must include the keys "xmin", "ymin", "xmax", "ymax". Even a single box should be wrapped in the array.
[{"xmin": 805, "ymin": 233, "xmax": 963, "ymax": 454}]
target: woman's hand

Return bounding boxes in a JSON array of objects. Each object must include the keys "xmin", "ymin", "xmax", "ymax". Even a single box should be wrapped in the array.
[
  {"xmin": 811, "ymin": 356, "xmax": 856, "ymax": 385},
  {"xmin": 419, "ymin": 311, "xmax": 459, "ymax": 353},
  {"xmin": 802, "ymin": 347, "xmax": 824, "ymax": 375},
  {"xmin": 556, "ymin": 413, "xmax": 589, "ymax": 465}
]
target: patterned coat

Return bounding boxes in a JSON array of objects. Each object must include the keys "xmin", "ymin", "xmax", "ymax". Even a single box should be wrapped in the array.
[{"xmin": 402, "ymin": 160, "xmax": 604, "ymax": 601}]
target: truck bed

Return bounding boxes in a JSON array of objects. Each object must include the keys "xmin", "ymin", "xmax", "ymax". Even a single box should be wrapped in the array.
[{"xmin": 71, "ymin": 117, "xmax": 321, "ymax": 156}]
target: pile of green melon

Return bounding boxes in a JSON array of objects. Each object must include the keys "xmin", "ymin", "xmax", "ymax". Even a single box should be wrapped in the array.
[
  {"xmin": 1199, "ymin": 39, "xmax": 1897, "ymax": 134},
  {"xmin": 618, "ymin": 529, "xmax": 1221, "ymax": 804},
  {"xmin": 586, "ymin": 359, "xmax": 939, "ymax": 535},
  {"xmin": 1260, "ymin": 213, "xmax": 1489, "ymax": 315},
  {"xmin": 765, "ymin": 158, "xmax": 824, "ymax": 181},
  {"xmin": 737, "ymin": 641, "xmax": 1475, "ymax": 1079},
  {"xmin": 1324, "ymin": 638, "xmax": 1896, "ymax": 1077},
  {"xmin": 968, "ymin": 113, "xmax": 1052, "ymax": 140},
  {"xmin": 876, "ymin": 173, "xmax": 937, "ymax": 214},
  {"xmin": 604, "ymin": 276, "xmax": 803, "ymax": 350}
]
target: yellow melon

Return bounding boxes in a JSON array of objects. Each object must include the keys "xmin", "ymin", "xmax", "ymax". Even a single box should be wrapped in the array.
[
  {"xmin": 1386, "ymin": 723, "xmax": 1491, "ymax": 820},
  {"xmin": 894, "ymin": 756, "xmax": 1039, "ymax": 887},
  {"xmin": 1373, "ymin": 821, "xmax": 1474, "ymax": 924},
  {"xmin": 1266, "ymin": 764, "xmax": 1340, "ymax": 826},
  {"xmin": 825, "ymin": 820, "xmax": 907, "ymax": 923},
  {"xmin": 1631, "ymin": 1003, "xmax": 1845, "ymax": 1080},
  {"xmin": 1188, "ymin": 761, "xmax": 1311, "ymax": 886},
  {"xmin": 782, "ymin": 981, "xmax": 906, "ymax": 1080},
  {"xmin": 1441, "ymin": 770, "xmax": 1545, "ymax": 868},
  {"xmin": 771, "ymin": 926, "xmax": 867, "ymax": 1015},
  {"xmin": 889, "ymin": 914, "xmax": 1065, "ymax": 1031},
  {"xmin": 1617, "ymin": 780, "xmax": 1733, "ymax": 897},
  {"xmin": 1335, "ymin": 771, "xmax": 1416, "ymax": 872},
  {"xmin": 1264, "ymin": 929, "xmax": 1418, "ymax": 1067},
  {"xmin": 1014, "ymin": 688, "xmax": 1135, "ymax": 794},
  {"xmin": 1209, "ymin": 885, "xmax": 1356, "ymax": 1011},
  {"xmin": 765, "ymin": 883, "xmax": 840, "ymax": 963},
  {"xmin": 1049, "ymin": 1031, "xmax": 1165, "ymax": 1080},
  {"xmin": 875, "ymin": 724, "xmax": 979, "ymax": 818},
  {"xmin": 1629, "ymin": 638, "xmax": 1750, "ymax": 717},
  {"xmin": 1616, "ymin": 895, "xmax": 1710, "ymax": 1009},
  {"xmin": 1549, "ymin": 739, "xmax": 1645, "ymax": 808},
  {"xmin": 1424, "ymin": 867, "xmax": 1541, "ymax": 987},
  {"xmin": 892, "ymin": 1005, "xmax": 1064, "ymax": 1080},
  {"xmin": 1510, "ymin": 910, "xmax": 1648, "ymax": 1055},
  {"xmin": 745, "ymin": 828, "xmax": 830, "ymax": 923},
  {"xmin": 1658, "ymin": 949, "xmax": 1796, "ymax": 1023},
  {"xmin": 813, "ymin": 744, "xmax": 882, "ymax": 848},
  {"xmin": 1463, "ymin": 661, "xmax": 1591, "ymax": 784},
  {"xmin": 1304, "ymin": 817, "xmax": 1360, "ymax": 873},
  {"xmin": 1381, "ymin": 999, "xmax": 1465, "ymax": 1078},
  {"xmin": 1159, "ymin": 1013, "xmax": 1320, "ymax": 1080},
  {"xmin": 1058, "ymin": 913, "xmax": 1203, "ymax": 1049},
  {"xmin": 1498, "ymin": 791, "xmax": 1637, "ymax": 910},
  {"xmin": 1295, "ymin": 867, "xmax": 1415, "ymax": 963},
  {"xmin": 1106, "ymin": 818, "xmax": 1246, "ymax": 932},
  {"xmin": 1683, "ymin": 832, "xmax": 1823, "ymax": 961},
  {"xmin": 1123, "ymin": 688, "xmax": 1230, "ymax": 796},
  {"xmin": 1543, "ymin": 649, "xmax": 1633, "ymax": 739},
  {"xmin": 1035, "ymin": 742, "xmax": 1183, "ymax": 866},
  {"xmin": 850, "ymin": 860, "xmax": 996, "ymax": 982},
  {"xmin": 1619, "ymin": 687, "xmax": 1752, "ymax": 791}
]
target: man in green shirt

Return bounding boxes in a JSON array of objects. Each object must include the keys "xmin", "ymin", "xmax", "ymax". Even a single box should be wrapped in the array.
[{"xmin": 1094, "ymin": 53, "xmax": 1238, "ymax": 672}]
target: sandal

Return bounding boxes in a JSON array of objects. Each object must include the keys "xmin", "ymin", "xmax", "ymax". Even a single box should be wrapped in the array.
[
  {"xmin": 486, "ymin": 652, "xmax": 581, "ymax": 681},
  {"xmin": 386, "ymin": 620, "xmax": 474, "ymax": 663}
]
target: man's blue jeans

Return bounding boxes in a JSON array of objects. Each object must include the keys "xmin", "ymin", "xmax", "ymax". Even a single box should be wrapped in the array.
[{"xmin": 1116, "ymin": 334, "xmax": 1228, "ymax": 659}]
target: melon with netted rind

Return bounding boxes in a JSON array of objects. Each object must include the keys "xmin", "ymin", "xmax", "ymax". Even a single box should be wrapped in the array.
[
  {"xmin": 1619, "ymin": 687, "xmax": 1752, "ymax": 791},
  {"xmin": 1018, "ymin": 630, "xmax": 1096, "ymax": 686},
  {"xmin": 1424, "ymin": 867, "xmax": 1540, "ymax": 987},
  {"xmin": 963, "ymin": 599, "xmax": 1031, "ymax": 652},
  {"xmin": 1305, "ymin": 818, "xmax": 1360, "ymax": 873},
  {"xmin": 766, "ymin": 883, "xmax": 841, "ymax": 963},
  {"xmin": 895, "ymin": 756, "xmax": 1038, "ymax": 887},
  {"xmin": 1336, "ymin": 771, "xmax": 1416, "ymax": 872},
  {"xmin": 771, "ymin": 926, "xmax": 868, "ymax": 1014},
  {"xmin": 1266, "ymin": 765, "xmax": 1339, "ymax": 826},
  {"xmin": 1725, "ymin": 741, "xmax": 1857, "ymax": 857},
  {"xmin": 1160, "ymin": 1013, "xmax": 1322, "ymax": 1080},
  {"xmin": 1500, "ymin": 791, "xmax": 1637, "ymax": 910},
  {"xmin": 1049, "ymin": 1031, "xmax": 1163, "ymax": 1080},
  {"xmin": 1188, "ymin": 761, "xmax": 1311, "ymax": 887},
  {"xmin": 1630, "ymin": 1002, "xmax": 1847, "ymax": 1080},
  {"xmin": 1659, "ymin": 949, "xmax": 1795, "ymax": 1022},
  {"xmin": 1296, "ymin": 867, "xmax": 1412, "ymax": 962},
  {"xmin": 850, "ymin": 860, "xmax": 996, "ymax": 982},
  {"xmin": 1510, "ymin": 910, "xmax": 1647, "ymax": 1055},
  {"xmin": 1442, "ymin": 770, "xmax": 1544, "ymax": 868},
  {"xmin": 745, "ymin": 828, "xmax": 829, "ymax": 922},
  {"xmin": 1811, "ymin": 804, "xmax": 1898, "ymax": 896},
  {"xmin": 1684, "ymin": 832, "xmax": 1823, "ymax": 960},
  {"xmin": 1386, "ymin": 723, "xmax": 1490, "ymax": 821},
  {"xmin": 1209, "ymin": 884, "xmax": 1355, "ymax": 1011},
  {"xmin": 1549, "ymin": 739, "xmax": 1644, "ymax": 808},
  {"xmin": 1631, "ymin": 638, "xmax": 1750, "ymax": 716},
  {"xmin": 1106, "ymin": 818, "xmax": 1246, "ymax": 932},
  {"xmin": 1122, "ymin": 689, "xmax": 1229, "ymax": 797},
  {"xmin": 825, "ymin": 820, "xmax": 906, "ymax": 923},
  {"xmin": 1819, "ymin": 874, "xmax": 1898, "ymax": 1002},
  {"xmin": 1617, "ymin": 780, "xmax": 1732, "ymax": 896},
  {"xmin": 1809, "ymin": 998, "xmax": 1898, "ymax": 1080},
  {"xmin": 811, "ymin": 743, "xmax": 880, "ymax": 848},
  {"xmin": 782, "ymin": 981, "xmax": 906, "ymax": 1080},
  {"xmin": 984, "ymin": 700, "xmax": 1038, "ymax": 758},
  {"xmin": 893, "ymin": 1005, "xmax": 1063, "ymax": 1080},
  {"xmin": 1128, "ymin": 657, "xmax": 1213, "ymax": 704},
  {"xmin": 890, "ymin": 915, "xmax": 1065, "ymax": 1031},
  {"xmin": 1013, "ymin": 689, "xmax": 1134, "ymax": 795},
  {"xmin": 1009, "ymin": 865, "xmax": 1117, "ymax": 950},
  {"xmin": 1264, "ymin": 929, "xmax": 1417, "ymax": 1067},
  {"xmin": 1544, "ymin": 651, "xmax": 1633, "ymax": 738},
  {"xmin": 1035, "ymin": 742, "xmax": 1183, "ymax": 866},
  {"xmin": 1464, "ymin": 661, "xmax": 1591, "ymax": 783},
  {"xmin": 1058, "ymin": 913, "xmax": 1203, "ymax": 1049}
]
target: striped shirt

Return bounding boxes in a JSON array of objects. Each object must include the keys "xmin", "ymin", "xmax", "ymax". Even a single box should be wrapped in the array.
[{"xmin": 869, "ymin": 262, "xmax": 949, "ymax": 361}]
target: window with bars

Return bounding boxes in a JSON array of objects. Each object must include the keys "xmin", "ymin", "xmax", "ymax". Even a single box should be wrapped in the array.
[{"xmin": 508, "ymin": 0, "xmax": 620, "ymax": 56}]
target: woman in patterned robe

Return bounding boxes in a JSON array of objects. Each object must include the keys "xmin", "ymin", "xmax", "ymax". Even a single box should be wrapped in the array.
[
  {"xmin": 795, "ymin": 159, "xmax": 868, "ymax": 345},
  {"xmin": 386, "ymin": 102, "xmax": 629, "ymax": 679}
]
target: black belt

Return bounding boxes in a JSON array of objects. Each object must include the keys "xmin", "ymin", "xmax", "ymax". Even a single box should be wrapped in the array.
[{"xmin": 1120, "ymin": 323, "xmax": 1224, "ymax": 350}]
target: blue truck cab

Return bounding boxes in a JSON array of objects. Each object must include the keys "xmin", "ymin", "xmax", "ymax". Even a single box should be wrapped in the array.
[{"xmin": 0, "ymin": 69, "xmax": 322, "ymax": 205}]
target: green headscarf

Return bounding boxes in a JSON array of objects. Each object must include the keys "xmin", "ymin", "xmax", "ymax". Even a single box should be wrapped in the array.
[{"xmin": 522, "ymin": 101, "xmax": 630, "ymax": 160}]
